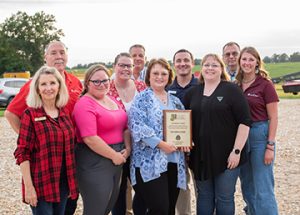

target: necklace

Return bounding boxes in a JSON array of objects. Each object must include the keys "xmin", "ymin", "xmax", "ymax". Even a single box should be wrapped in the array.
[
  {"xmin": 115, "ymin": 81, "xmax": 135, "ymax": 102},
  {"xmin": 154, "ymin": 91, "xmax": 168, "ymax": 105},
  {"xmin": 204, "ymin": 88, "xmax": 215, "ymax": 93},
  {"xmin": 98, "ymin": 96, "xmax": 119, "ymax": 110},
  {"xmin": 87, "ymin": 94, "xmax": 118, "ymax": 110},
  {"xmin": 159, "ymin": 96, "xmax": 168, "ymax": 105},
  {"xmin": 242, "ymin": 76, "xmax": 256, "ymax": 84},
  {"xmin": 203, "ymin": 81, "xmax": 219, "ymax": 95}
]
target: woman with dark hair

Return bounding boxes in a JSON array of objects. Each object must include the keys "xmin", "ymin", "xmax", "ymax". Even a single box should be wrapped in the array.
[
  {"xmin": 128, "ymin": 58, "xmax": 189, "ymax": 215},
  {"xmin": 236, "ymin": 47, "xmax": 279, "ymax": 215},
  {"xmin": 109, "ymin": 53, "xmax": 147, "ymax": 215}
]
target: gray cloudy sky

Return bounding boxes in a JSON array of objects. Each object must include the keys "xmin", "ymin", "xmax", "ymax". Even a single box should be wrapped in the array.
[{"xmin": 0, "ymin": 0, "xmax": 299, "ymax": 67}]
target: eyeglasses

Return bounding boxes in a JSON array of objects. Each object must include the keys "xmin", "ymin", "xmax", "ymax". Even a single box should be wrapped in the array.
[
  {"xmin": 89, "ymin": 79, "xmax": 110, "ymax": 86},
  {"xmin": 117, "ymin": 63, "xmax": 133, "ymax": 69},
  {"xmin": 203, "ymin": 64, "xmax": 220, "ymax": 69},
  {"xmin": 224, "ymin": 52, "xmax": 239, "ymax": 57}
]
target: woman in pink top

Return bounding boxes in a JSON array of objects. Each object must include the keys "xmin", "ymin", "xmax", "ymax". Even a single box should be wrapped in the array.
[{"xmin": 73, "ymin": 64, "xmax": 131, "ymax": 215}]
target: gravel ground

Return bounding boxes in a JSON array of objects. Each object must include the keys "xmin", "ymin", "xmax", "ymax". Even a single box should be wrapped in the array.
[{"xmin": 0, "ymin": 99, "xmax": 299, "ymax": 215}]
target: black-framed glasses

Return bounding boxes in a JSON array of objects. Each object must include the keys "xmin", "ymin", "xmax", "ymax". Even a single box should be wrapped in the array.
[
  {"xmin": 89, "ymin": 79, "xmax": 110, "ymax": 86},
  {"xmin": 117, "ymin": 63, "xmax": 133, "ymax": 69}
]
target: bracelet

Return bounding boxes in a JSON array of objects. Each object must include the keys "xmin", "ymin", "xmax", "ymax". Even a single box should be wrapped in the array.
[
  {"xmin": 267, "ymin": 140, "xmax": 276, "ymax": 146},
  {"xmin": 266, "ymin": 147, "xmax": 274, "ymax": 151}
]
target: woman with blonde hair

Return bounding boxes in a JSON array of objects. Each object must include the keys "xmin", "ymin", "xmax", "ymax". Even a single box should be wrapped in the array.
[
  {"xmin": 237, "ymin": 47, "xmax": 279, "ymax": 215},
  {"xmin": 184, "ymin": 54, "xmax": 251, "ymax": 215},
  {"xmin": 14, "ymin": 66, "xmax": 78, "ymax": 215}
]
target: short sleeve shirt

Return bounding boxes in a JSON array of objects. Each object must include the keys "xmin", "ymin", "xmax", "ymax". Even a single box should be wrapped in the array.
[
  {"xmin": 243, "ymin": 76, "xmax": 279, "ymax": 122},
  {"xmin": 73, "ymin": 96, "xmax": 128, "ymax": 144},
  {"xmin": 7, "ymin": 71, "xmax": 82, "ymax": 117}
]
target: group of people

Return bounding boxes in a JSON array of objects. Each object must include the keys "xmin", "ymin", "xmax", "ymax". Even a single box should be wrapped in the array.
[{"xmin": 5, "ymin": 40, "xmax": 279, "ymax": 215}]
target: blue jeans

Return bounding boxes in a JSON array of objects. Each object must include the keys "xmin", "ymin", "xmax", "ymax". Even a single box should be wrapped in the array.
[
  {"xmin": 30, "ymin": 180, "xmax": 69, "ymax": 215},
  {"xmin": 196, "ymin": 168, "xmax": 240, "ymax": 215},
  {"xmin": 240, "ymin": 121, "xmax": 278, "ymax": 215}
]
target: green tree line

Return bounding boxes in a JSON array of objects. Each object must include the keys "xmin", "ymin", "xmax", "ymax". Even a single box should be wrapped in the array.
[
  {"xmin": 0, "ymin": 11, "xmax": 63, "ymax": 76},
  {"xmin": 263, "ymin": 53, "xmax": 300, "ymax": 63}
]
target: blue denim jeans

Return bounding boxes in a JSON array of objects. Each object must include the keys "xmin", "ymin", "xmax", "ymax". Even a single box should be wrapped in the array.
[
  {"xmin": 30, "ymin": 180, "xmax": 69, "ymax": 215},
  {"xmin": 196, "ymin": 168, "xmax": 240, "ymax": 215},
  {"xmin": 240, "ymin": 121, "xmax": 278, "ymax": 215}
]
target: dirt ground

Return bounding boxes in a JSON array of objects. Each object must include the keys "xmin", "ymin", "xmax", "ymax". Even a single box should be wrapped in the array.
[{"xmin": 0, "ymin": 99, "xmax": 299, "ymax": 215}]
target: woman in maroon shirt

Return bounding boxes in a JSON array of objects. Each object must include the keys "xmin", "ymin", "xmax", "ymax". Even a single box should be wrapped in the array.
[
  {"xmin": 14, "ymin": 66, "xmax": 78, "ymax": 215},
  {"xmin": 236, "ymin": 47, "xmax": 279, "ymax": 215}
]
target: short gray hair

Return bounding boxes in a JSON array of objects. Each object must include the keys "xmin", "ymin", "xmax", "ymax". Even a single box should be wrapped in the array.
[
  {"xmin": 44, "ymin": 40, "xmax": 68, "ymax": 55},
  {"xmin": 26, "ymin": 66, "xmax": 69, "ymax": 108}
]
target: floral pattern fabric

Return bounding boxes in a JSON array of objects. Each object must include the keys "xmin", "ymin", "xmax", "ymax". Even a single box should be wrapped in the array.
[
  {"xmin": 128, "ymin": 88, "xmax": 187, "ymax": 189},
  {"xmin": 108, "ymin": 80, "xmax": 146, "ymax": 111}
]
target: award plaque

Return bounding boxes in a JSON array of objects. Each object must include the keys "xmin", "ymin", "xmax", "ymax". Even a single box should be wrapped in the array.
[{"xmin": 163, "ymin": 110, "xmax": 192, "ymax": 148}]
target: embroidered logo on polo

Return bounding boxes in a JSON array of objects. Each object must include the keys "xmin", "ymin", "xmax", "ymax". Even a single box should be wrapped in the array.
[
  {"xmin": 247, "ymin": 93, "xmax": 259, "ymax": 97},
  {"xmin": 217, "ymin": 97, "xmax": 223, "ymax": 102}
]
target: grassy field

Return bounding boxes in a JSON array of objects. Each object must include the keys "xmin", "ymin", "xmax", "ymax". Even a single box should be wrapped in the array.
[
  {"xmin": 192, "ymin": 62, "xmax": 300, "ymax": 98},
  {"xmin": 265, "ymin": 62, "xmax": 300, "ymax": 78},
  {"xmin": 70, "ymin": 62, "xmax": 300, "ymax": 99},
  {"xmin": 71, "ymin": 62, "xmax": 300, "ymax": 79},
  {"xmin": 192, "ymin": 62, "xmax": 300, "ymax": 78},
  {"xmin": 0, "ymin": 108, "xmax": 5, "ymax": 117}
]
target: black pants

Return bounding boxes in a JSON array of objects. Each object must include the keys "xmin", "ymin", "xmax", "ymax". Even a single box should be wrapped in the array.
[
  {"xmin": 64, "ymin": 197, "xmax": 78, "ymax": 215},
  {"xmin": 133, "ymin": 163, "xmax": 180, "ymax": 215},
  {"xmin": 112, "ymin": 159, "xmax": 147, "ymax": 215}
]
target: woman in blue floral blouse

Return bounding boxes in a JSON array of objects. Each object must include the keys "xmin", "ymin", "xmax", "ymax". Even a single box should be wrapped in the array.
[{"xmin": 128, "ymin": 58, "xmax": 189, "ymax": 215}]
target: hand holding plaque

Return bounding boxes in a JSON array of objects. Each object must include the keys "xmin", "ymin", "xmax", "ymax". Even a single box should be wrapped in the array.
[{"xmin": 163, "ymin": 110, "xmax": 192, "ymax": 148}]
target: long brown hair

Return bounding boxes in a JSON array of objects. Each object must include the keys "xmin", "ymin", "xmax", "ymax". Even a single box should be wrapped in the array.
[
  {"xmin": 236, "ymin": 47, "xmax": 270, "ymax": 85},
  {"xmin": 82, "ymin": 64, "xmax": 110, "ymax": 95}
]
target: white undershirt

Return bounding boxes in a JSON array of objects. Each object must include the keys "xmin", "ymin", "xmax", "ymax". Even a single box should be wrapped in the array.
[{"xmin": 122, "ymin": 90, "xmax": 138, "ymax": 112}]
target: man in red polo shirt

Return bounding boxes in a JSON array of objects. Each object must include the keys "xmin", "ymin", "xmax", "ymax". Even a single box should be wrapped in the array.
[
  {"xmin": 5, "ymin": 40, "xmax": 82, "ymax": 215},
  {"xmin": 5, "ymin": 40, "xmax": 82, "ymax": 133}
]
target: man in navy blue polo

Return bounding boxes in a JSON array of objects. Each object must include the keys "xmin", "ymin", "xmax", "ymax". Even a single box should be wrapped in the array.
[
  {"xmin": 168, "ymin": 49, "xmax": 198, "ymax": 102},
  {"xmin": 168, "ymin": 49, "xmax": 198, "ymax": 215}
]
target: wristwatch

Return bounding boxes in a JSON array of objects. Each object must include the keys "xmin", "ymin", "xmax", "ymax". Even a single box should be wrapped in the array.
[
  {"xmin": 234, "ymin": 149, "xmax": 241, "ymax": 155},
  {"xmin": 267, "ymin": 140, "xmax": 276, "ymax": 146}
]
